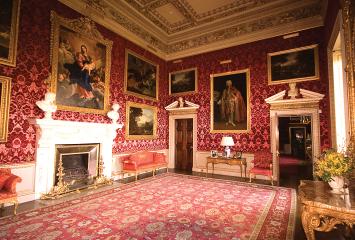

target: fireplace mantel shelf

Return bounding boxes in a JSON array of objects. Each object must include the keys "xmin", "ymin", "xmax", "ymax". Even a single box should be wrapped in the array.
[{"xmin": 29, "ymin": 118, "xmax": 121, "ymax": 129}]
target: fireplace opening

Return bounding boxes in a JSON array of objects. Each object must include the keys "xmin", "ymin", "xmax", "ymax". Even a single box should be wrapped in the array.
[{"xmin": 55, "ymin": 144, "xmax": 100, "ymax": 191}]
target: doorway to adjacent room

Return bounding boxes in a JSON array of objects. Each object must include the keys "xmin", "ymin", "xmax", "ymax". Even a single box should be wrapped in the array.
[
  {"xmin": 175, "ymin": 118, "xmax": 193, "ymax": 172},
  {"xmin": 278, "ymin": 115, "xmax": 313, "ymax": 187}
]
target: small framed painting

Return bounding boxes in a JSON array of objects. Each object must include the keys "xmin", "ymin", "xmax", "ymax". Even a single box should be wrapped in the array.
[
  {"xmin": 125, "ymin": 50, "xmax": 158, "ymax": 101},
  {"xmin": 0, "ymin": 0, "xmax": 20, "ymax": 66},
  {"xmin": 268, "ymin": 44, "xmax": 319, "ymax": 85},
  {"xmin": 210, "ymin": 69, "xmax": 250, "ymax": 133},
  {"xmin": 210, "ymin": 150, "xmax": 218, "ymax": 158},
  {"xmin": 126, "ymin": 101, "xmax": 157, "ymax": 140},
  {"xmin": 0, "ymin": 76, "xmax": 11, "ymax": 142},
  {"xmin": 169, "ymin": 68, "xmax": 197, "ymax": 96},
  {"xmin": 50, "ymin": 11, "xmax": 112, "ymax": 114},
  {"xmin": 235, "ymin": 151, "xmax": 242, "ymax": 159}
]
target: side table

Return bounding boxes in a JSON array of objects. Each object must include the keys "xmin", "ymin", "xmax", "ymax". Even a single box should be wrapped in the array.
[{"xmin": 206, "ymin": 156, "xmax": 247, "ymax": 178}]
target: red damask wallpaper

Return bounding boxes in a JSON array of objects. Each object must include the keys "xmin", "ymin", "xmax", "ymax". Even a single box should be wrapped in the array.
[
  {"xmin": 0, "ymin": 0, "xmax": 331, "ymax": 164},
  {"xmin": 166, "ymin": 27, "xmax": 330, "ymax": 152},
  {"xmin": 0, "ymin": 0, "xmax": 169, "ymax": 164}
]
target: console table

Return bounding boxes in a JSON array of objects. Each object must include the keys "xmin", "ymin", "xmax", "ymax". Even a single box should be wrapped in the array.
[
  {"xmin": 298, "ymin": 180, "xmax": 355, "ymax": 240},
  {"xmin": 206, "ymin": 156, "xmax": 247, "ymax": 178}
]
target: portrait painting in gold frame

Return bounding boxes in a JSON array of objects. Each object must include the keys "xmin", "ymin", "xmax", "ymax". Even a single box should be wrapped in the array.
[
  {"xmin": 0, "ymin": 76, "xmax": 11, "ymax": 142},
  {"xmin": 126, "ymin": 101, "xmax": 157, "ymax": 140},
  {"xmin": 50, "ymin": 11, "xmax": 112, "ymax": 114},
  {"xmin": 169, "ymin": 68, "xmax": 198, "ymax": 96},
  {"xmin": 268, "ymin": 44, "xmax": 319, "ymax": 85},
  {"xmin": 210, "ymin": 69, "xmax": 250, "ymax": 133},
  {"xmin": 125, "ymin": 49, "xmax": 159, "ymax": 101},
  {"xmin": 0, "ymin": 0, "xmax": 20, "ymax": 67}
]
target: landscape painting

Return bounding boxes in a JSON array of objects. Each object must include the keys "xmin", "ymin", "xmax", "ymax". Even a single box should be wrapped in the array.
[
  {"xmin": 125, "ymin": 50, "xmax": 158, "ymax": 100},
  {"xmin": 50, "ymin": 12, "xmax": 112, "ymax": 114},
  {"xmin": 210, "ymin": 69, "xmax": 250, "ymax": 133},
  {"xmin": 0, "ymin": 0, "xmax": 20, "ymax": 66},
  {"xmin": 169, "ymin": 68, "xmax": 197, "ymax": 95},
  {"xmin": 126, "ymin": 101, "xmax": 157, "ymax": 140},
  {"xmin": 268, "ymin": 44, "xmax": 319, "ymax": 85}
]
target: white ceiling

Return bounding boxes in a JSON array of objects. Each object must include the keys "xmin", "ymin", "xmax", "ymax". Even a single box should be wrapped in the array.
[{"xmin": 59, "ymin": 0, "xmax": 327, "ymax": 60}]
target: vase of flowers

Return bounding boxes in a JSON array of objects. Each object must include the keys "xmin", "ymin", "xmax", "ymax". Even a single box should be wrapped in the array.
[{"xmin": 315, "ymin": 149, "xmax": 353, "ymax": 194}]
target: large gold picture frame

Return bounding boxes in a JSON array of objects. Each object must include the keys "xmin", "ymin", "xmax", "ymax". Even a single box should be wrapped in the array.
[
  {"xmin": 124, "ymin": 49, "xmax": 159, "ymax": 101},
  {"xmin": 169, "ymin": 67, "xmax": 198, "ymax": 96},
  {"xmin": 50, "ymin": 11, "xmax": 112, "ymax": 114},
  {"xmin": 210, "ymin": 69, "xmax": 250, "ymax": 133},
  {"xmin": 268, "ymin": 44, "xmax": 319, "ymax": 85},
  {"xmin": 0, "ymin": 76, "xmax": 11, "ymax": 142},
  {"xmin": 0, "ymin": 0, "xmax": 20, "ymax": 67},
  {"xmin": 126, "ymin": 101, "xmax": 157, "ymax": 140}
]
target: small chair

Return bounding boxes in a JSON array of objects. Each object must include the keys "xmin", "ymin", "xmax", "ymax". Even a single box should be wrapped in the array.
[
  {"xmin": 249, "ymin": 151, "xmax": 274, "ymax": 185},
  {"xmin": 0, "ymin": 168, "xmax": 22, "ymax": 215}
]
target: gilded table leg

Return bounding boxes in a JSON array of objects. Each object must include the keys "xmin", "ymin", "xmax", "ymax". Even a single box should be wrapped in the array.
[
  {"xmin": 301, "ymin": 207, "xmax": 316, "ymax": 240},
  {"xmin": 244, "ymin": 163, "xmax": 247, "ymax": 178},
  {"xmin": 239, "ymin": 165, "xmax": 242, "ymax": 178},
  {"xmin": 13, "ymin": 200, "xmax": 18, "ymax": 215},
  {"xmin": 206, "ymin": 162, "xmax": 208, "ymax": 177},
  {"xmin": 212, "ymin": 163, "xmax": 215, "ymax": 174}
]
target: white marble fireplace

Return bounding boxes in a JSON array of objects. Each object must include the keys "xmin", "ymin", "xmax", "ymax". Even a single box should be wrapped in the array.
[{"xmin": 30, "ymin": 119, "xmax": 120, "ymax": 199}]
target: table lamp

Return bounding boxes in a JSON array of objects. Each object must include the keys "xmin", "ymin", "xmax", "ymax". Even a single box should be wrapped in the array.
[{"xmin": 220, "ymin": 136, "xmax": 234, "ymax": 158}]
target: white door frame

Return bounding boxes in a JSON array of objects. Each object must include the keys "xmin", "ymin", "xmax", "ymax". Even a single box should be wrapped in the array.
[
  {"xmin": 168, "ymin": 113, "xmax": 197, "ymax": 169},
  {"xmin": 270, "ymin": 108, "xmax": 321, "ymax": 183}
]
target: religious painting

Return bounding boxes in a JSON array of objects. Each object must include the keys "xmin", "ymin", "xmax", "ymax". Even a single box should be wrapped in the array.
[
  {"xmin": 50, "ymin": 11, "xmax": 112, "ymax": 114},
  {"xmin": 169, "ymin": 68, "xmax": 197, "ymax": 96},
  {"xmin": 0, "ymin": 76, "xmax": 11, "ymax": 142},
  {"xmin": 0, "ymin": 0, "xmax": 20, "ymax": 66},
  {"xmin": 268, "ymin": 44, "xmax": 319, "ymax": 85},
  {"xmin": 126, "ymin": 101, "xmax": 157, "ymax": 140},
  {"xmin": 210, "ymin": 69, "xmax": 250, "ymax": 133},
  {"xmin": 125, "ymin": 50, "xmax": 158, "ymax": 100}
]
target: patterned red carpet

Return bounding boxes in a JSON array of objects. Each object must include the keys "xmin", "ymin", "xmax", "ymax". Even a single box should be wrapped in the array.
[{"xmin": 0, "ymin": 173, "xmax": 296, "ymax": 240}]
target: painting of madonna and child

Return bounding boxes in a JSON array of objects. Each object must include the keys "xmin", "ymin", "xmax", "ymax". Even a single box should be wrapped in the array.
[
  {"xmin": 210, "ymin": 70, "xmax": 250, "ymax": 133},
  {"xmin": 51, "ymin": 24, "xmax": 112, "ymax": 114}
]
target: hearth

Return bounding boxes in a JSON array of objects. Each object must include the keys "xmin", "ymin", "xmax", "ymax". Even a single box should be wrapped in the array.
[{"xmin": 55, "ymin": 144, "xmax": 100, "ymax": 191}]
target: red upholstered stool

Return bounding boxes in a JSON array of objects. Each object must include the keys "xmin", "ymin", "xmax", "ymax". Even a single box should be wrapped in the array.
[
  {"xmin": 249, "ymin": 151, "xmax": 274, "ymax": 185},
  {"xmin": 0, "ymin": 168, "xmax": 22, "ymax": 215}
]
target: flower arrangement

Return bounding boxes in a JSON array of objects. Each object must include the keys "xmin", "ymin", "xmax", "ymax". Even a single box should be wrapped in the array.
[{"xmin": 315, "ymin": 148, "xmax": 353, "ymax": 182}]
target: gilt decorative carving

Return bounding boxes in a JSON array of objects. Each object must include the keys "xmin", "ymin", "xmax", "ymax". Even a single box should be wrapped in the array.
[
  {"xmin": 299, "ymin": 180, "xmax": 355, "ymax": 240},
  {"xmin": 341, "ymin": 0, "xmax": 355, "ymax": 143}
]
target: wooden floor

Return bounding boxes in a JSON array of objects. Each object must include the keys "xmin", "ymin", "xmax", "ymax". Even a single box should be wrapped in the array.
[{"xmin": 0, "ymin": 169, "xmax": 353, "ymax": 240}]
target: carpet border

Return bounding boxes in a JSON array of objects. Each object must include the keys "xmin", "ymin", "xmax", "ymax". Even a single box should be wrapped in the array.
[
  {"xmin": 1, "ymin": 172, "xmax": 297, "ymax": 240},
  {"xmin": 286, "ymin": 189, "xmax": 297, "ymax": 240}
]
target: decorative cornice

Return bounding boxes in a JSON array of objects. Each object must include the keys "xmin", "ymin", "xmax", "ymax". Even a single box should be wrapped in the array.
[
  {"xmin": 168, "ymin": 3, "xmax": 321, "ymax": 53},
  {"xmin": 59, "ymin": 0, "xmax": 324, "ymax": 60}
]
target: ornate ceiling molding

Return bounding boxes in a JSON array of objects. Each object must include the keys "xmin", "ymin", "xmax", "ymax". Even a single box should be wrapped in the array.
[{"xmin": 59, "ymin": 0, "xmax": 325, "ymax": 60}]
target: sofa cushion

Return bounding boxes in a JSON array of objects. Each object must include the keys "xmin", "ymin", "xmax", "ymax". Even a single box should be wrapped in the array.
[
  {"xmin": 130, "ymin": 152, "xmax": 154, "ymax": 167},
  {"xmin": 250, "ymin": 167, "xmax": 272, "ymax": 176},
  {"xmin": 0, "ymin": 174, "xmax": 11, "ymax": 190},
  {"xmin": 153, "ymin": 153, "xmax": 166, "ymax": 164},
  {"xmin": 0, "ymin": 190, "xmax": 17, "ymax": 199},
  {"xmin": 3, "ymin": 175, "xmax": 21, "ymax": 193}
]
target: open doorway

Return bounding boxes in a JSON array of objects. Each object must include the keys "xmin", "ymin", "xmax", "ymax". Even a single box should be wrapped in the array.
[{"xmin": 278, "ymin": 115, "xmax": 313, "ymax": 187}]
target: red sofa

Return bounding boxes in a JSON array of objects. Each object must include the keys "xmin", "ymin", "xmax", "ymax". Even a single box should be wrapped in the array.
[
  {"xmin": 120, "ymin": 151, "xmax": 168, "ymax": 180},
  {"xmin": 0, "ymin": 168, "xmax": 22, "ymax": 215}
]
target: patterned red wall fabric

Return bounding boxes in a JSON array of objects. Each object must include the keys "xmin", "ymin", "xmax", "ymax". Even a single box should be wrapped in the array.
[
  {"xmin": 0, "ymin": 1, "xmax": 331, "ymax": 164},
  {"xmin": 0, "ymin": 0, "xmax": 168, "ymax": 164},
  {"xmin": 166, "ymin": 28, "xmax": 330, "ymax": 152}
]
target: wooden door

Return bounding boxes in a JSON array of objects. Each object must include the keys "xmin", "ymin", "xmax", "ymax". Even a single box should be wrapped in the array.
[{"xmin": 175, "ymin": 119, "xmax": 193, "ymax": 172}]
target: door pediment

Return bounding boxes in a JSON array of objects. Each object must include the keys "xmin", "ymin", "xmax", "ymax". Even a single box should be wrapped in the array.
[
  {"xmin": 265, "ymin": 85, "xmax": 324, "ymax": 109},
  {"xmin": 165, "ymin": 98, "xmax": 200, "ymax": 114}
]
